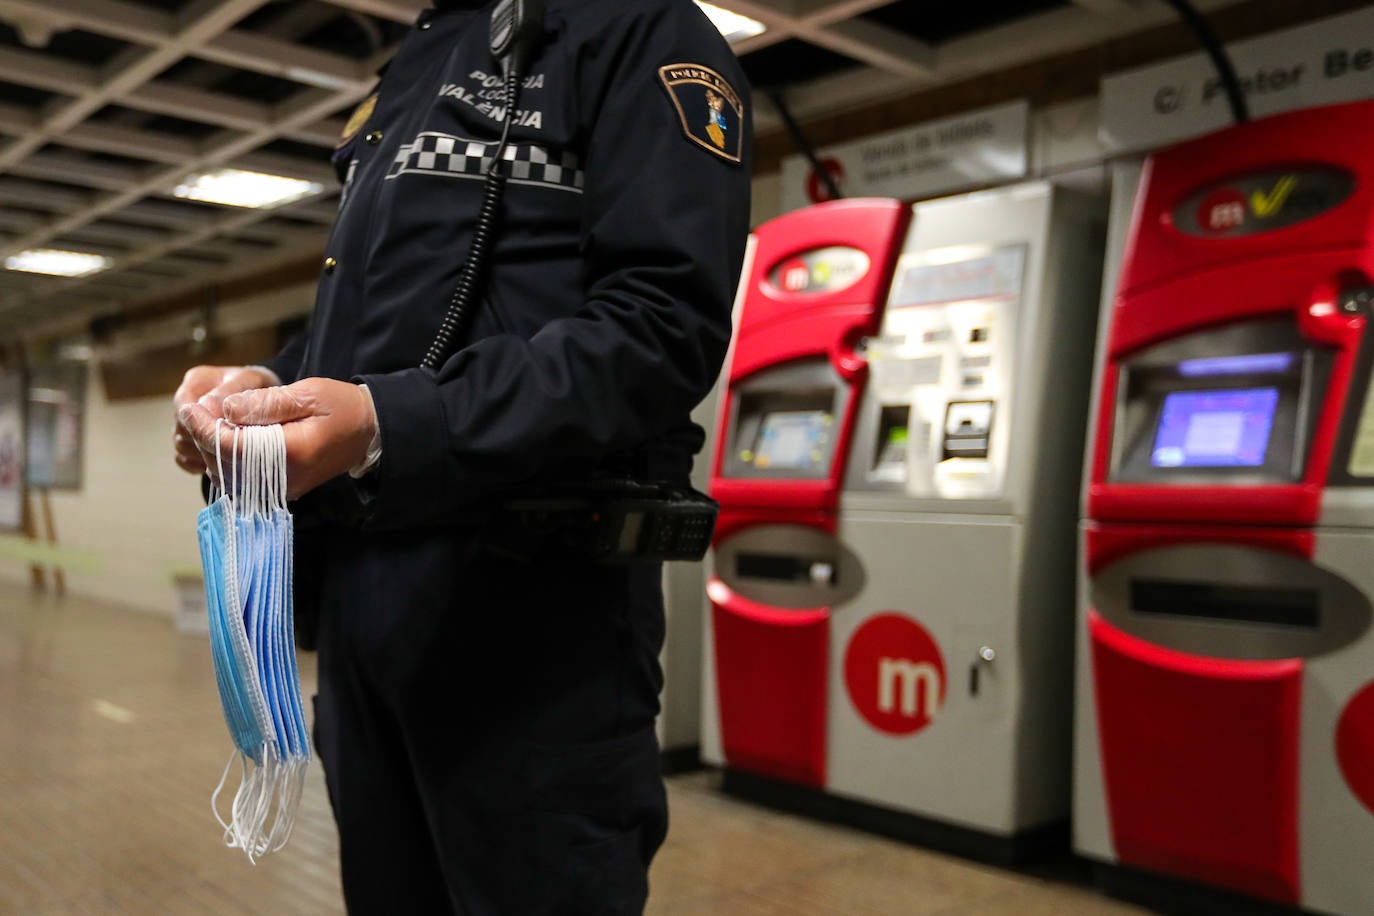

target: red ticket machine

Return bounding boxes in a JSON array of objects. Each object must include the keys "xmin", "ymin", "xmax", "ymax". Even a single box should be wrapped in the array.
[
  {"xmin": 1076, "ymin": 101, "xmax": 1374, "ymax": 915},
  {"xmin": 703, "ymin": 184, "xmax": 1104, "ymax": 858},
  {"xmin": 700, "ymin": 199, "xmax": 910, "ymax": 786}
]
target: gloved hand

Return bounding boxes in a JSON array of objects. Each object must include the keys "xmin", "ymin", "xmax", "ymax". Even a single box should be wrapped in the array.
[
  {"xmin": 178, "ymin": 378, "xmax": 378, "ymax": 501},
  {"xmin": 173, "ymin": 365, "xmax": 278, "ymax": 475}
]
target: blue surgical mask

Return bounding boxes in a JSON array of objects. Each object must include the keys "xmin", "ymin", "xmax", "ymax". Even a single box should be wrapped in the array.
[
  {"xmin": 199, "ymin": 495, "xmax": 273, "ymax": 762},
  {"xmin": 200, "ymin": 422, "xmax": 310, "ymax": 860}
]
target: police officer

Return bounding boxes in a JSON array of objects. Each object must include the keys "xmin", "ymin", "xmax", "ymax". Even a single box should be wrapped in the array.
[{"xmin": 174, "ymin": 0, "xmax": 751, "ymax": 911}]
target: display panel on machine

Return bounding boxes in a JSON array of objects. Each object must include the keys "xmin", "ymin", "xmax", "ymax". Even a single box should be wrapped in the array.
[
  {"xmin": 721, "ymin": 360, "xmax": 842, "ymax": 480},
  {"xmin": 1111, "ymin": 321, "xmax": 1330, "ymax": 484},
  {"xmin": 754, "ymin": 410, "xmax": 830, "ymax": 470},
  {"xmin": 1151, "ymin": 388, "xmax": 1279, "ymax": 469}
]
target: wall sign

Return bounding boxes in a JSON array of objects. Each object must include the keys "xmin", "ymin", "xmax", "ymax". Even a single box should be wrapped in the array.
[
  {"xmin": 780, "ymin": 101, "xmax": 1029, "ymax": 213},
  {"xmin": 1100, "ymin": 9, "xmax": 1374, "ymax": 155},
  {"xmin": 0, "ymin": 370, "xmax": 24, "ymax": 531},
  {"xmin": 26, "ymin": 362, "xmax": 87, "ymax": 491}
]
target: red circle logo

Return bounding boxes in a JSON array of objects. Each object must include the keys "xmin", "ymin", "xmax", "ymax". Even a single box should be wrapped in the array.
[
  {"xmin": 805, "ymin": 157, "xmax": 845, "ymax": 204},
  {"xmin": 775, "ymin": 255, "xmax": 812, "ymax": 292},
  {"xmin": 1197, "ymin": 188, "xmax": 1247, "ymax": 234},
  {"xmin": 844, "ymin": 613, "xmax": 946, "ymax": 736},
  {"xmin": 1336, "ymin": 680, "xmax": 1374, "ymax": 816}
]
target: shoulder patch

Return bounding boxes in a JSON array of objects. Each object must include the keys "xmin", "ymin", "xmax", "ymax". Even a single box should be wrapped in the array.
[
  {"xmin": 658, "ymin": 64, "xmax": 744, "ymax": 164},
  {"xmin": 337, "ymin": 93, "xmax": 378, "ymax": 150}
]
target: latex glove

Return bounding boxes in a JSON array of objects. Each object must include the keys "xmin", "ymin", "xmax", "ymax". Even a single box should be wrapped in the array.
[
  {"xmin": 178, "ymin": 378, "xmax": 377, "ymax": 501},
  {"xmin": 173, "ymin": 365, "xmax": 277, "ymax": 475}
]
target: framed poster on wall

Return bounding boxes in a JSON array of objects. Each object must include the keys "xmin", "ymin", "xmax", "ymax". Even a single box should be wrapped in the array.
[
  {"xmin": 26, "ymin": 363, "xmax": 87, "ymax": 491},
  {"xmin": 0, "ymin": 369, "xmax": 26, "ymax": 530}
]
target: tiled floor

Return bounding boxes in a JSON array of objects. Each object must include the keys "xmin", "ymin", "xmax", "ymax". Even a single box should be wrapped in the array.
[{"xmin": 0, "ymin": 582, "xmax": 1149, "ymax": 915}]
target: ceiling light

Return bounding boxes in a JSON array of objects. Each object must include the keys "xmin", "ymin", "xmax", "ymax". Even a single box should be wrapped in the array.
[
  {"xmin": 172, "ymin": 169, "xmax": 323, "ymax": 210},
  {"xmin": 286, "ymin": 67, "xmax": 351, "ymax": 91},
  {"xmin": 57, "ymin": 342, "xmax": 95, "ymax": 362},
  {"xmin": 4, "ymin": 249, "xmax": 112, "ymax": 278},
  {"xmin": 695, "ymin": 1, "xmax": 766, "ymax": 43}
]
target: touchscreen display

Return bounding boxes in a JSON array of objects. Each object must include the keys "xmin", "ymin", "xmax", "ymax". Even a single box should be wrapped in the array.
[
  {"xmin": 755, "ymin": 410, "xmax": 830, "ymax": 469},
  {"xmin": 1151, "ymin": 388, "xmax": 1279, "ymax": 468}
]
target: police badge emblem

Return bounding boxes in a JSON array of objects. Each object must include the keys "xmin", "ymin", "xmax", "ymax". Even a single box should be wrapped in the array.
[
  {"xmin": 705, "ymin": 91, "xmax": 728, "ymax": 149},
  {"xmin": 337, "ymin": 94, "xmax": 378, "ymax": 150},
  {"xmin": 659, "ymin": 64, "xmax": 744, "ymax": 163}
]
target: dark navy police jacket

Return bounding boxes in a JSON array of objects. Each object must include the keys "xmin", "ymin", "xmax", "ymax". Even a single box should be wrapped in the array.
[{"xmin": 266, "ymin": 0, "xmax": 752, "ymax": 531}]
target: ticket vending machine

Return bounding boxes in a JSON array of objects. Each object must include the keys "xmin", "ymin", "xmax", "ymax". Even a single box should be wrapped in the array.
[
  {"xmin": 703, "ymin": 184, "xmax": 1105, "ymax": 856},
  {"xmin": 701, "ymin": 197, "xmax": 911, "ymax": 787},
  {"xmin": 1076, "ymin": 101, "xmax": 1374, "ymax": 915}
]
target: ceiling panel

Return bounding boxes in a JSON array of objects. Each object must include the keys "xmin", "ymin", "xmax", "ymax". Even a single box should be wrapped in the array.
[
  {"xmin": 741, "ymin": 37, "xmax": 865, "ymax": 92},
  {"xmin": 0, "ymin": 25, "xmax": 130, "ymax": 67},
  {"xmin": 0, "ymin": 80, "xmax": 58, "ymax": 108},
  {"xmin": 860, "ymin": 0, "xmax": 1073, "ymax": 43},
  {"xmin": 0, "ymin": 0, "xmax": 1258, "ymax": 336}
]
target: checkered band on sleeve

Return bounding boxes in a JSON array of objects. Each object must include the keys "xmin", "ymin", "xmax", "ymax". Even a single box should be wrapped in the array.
[{"xmin": 386, "ymin": 132, "xmax": 585, "ymax": 193}]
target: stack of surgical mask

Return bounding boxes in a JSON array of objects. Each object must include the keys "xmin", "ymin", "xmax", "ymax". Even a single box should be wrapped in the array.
[{"xmin": 197, "ymin": 420, "xmax": 309, "ymax": 861}]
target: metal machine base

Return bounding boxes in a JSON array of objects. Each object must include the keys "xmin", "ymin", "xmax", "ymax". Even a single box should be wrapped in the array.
[
  {"xmin": 720, "ymin": 769, "xmax": 1068, "ymax": 866},
  {"xmin": 1094, "ymin": 863, "xmax": 1312, "ymax": 916},
  {"xmin": 660, "ymin": 745, "xmax": 704, "ymax": 777}
]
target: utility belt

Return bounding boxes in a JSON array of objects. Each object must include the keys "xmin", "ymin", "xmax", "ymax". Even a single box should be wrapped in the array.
[
  {"xmin": 486, "ymin": 479, "xmax": 718, "ymax": 564},
  {"xmin": 292, "ymin": 477, "xmax": 717, "ymax": 651},
  {"xmin": 295, "ymin": 473, "xmax": 718, "ymax": 564}
]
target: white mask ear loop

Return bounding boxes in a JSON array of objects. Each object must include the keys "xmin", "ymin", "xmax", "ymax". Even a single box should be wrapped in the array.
[
  {"xmin": 231, "ymin": 424, "xmax": 242, "ymax": 512},
  {"xmin": 277, "ymin": 424, "xmax": 288, "ymax": 511},
  {"xmin": 213, "ymin": 418, "xmax": 227, "ymax": 503},
  {"xmin": 240, "ymin": 426, "xmax": 251, "ymax": 516},
  {"xmin": 254, "ymin": 427, "xmax": 265, "ymax": 518},
  {"xmin": 248, "ymin": 426, "xmax": 261, "ymax": 518},
  {"xmin": 243, "ymin": 426, "xmax": 256, "ymax": 518},
  {"xmin": 211, "ymin": 751, "xmax": 237, "ymax": 835},
  {"xmin": 257, "ymin": 427, "xmax": 269, "ymax": 517}
]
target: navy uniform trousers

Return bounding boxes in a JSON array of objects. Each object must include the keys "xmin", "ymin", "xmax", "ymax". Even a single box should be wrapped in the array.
[{"xmin": 310, "ymin": 523, "xmax": 668, "ymax": 914}]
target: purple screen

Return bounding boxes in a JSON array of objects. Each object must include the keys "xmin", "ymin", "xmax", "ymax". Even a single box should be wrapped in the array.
[{"xmin": 1151, "ymin": 388, "xmax": 1280, "ymax": 469}]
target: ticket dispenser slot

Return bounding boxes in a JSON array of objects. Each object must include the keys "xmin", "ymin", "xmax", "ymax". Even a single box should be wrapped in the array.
[
  {"xmin": 1092, "ymin": 544, "xmax": 1371, "ymax": 661},
  {"xmin": 716, "ymin": 524, "xmax": 866, "ymax": 610},
  {"xmin": 871, "ymin": 404, "xmax": 912, "ymax": 482},
  {"xmin": 943, "ymin": 400, "xmax": 995, "ymax": 460},
  {"xmin": 1129, "ymin": 580, "xmax": 1320, "ymax": 630}
]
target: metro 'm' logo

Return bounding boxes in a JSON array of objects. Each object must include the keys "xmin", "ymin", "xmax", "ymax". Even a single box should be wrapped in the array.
[
  {"xmin": 1196, "ymin": 174, "xmax": 1303, "ymax": 233},
  {"xmin": 783, "ymin": 263, "xmax": 810, "ymax": 291},
  {"xmin": 845, "ymin": 613, "xmax": 946, "ymax": 736},
  {"xmin": 1199, "ymin": 188, "xmax": 1247, "ymax": 233},
  {"xmin": 877, "ymin": 657, "xmax": 942, "ymax": 719}
]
